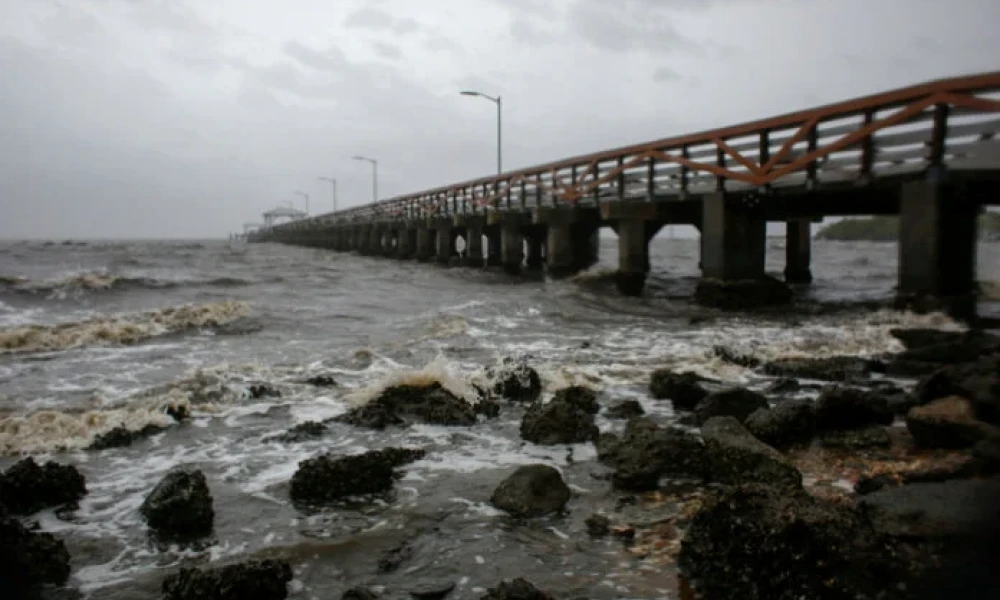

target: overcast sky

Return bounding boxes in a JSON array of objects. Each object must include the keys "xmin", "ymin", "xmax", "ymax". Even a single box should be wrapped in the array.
[{"xmin": 1, "ymin": 0, "xmax": 997, "ymax": 239}]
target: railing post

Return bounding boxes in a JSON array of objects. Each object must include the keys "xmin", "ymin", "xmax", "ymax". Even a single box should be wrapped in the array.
[
  {"xmin": 646, "ymin": 158, "xmax": 655, "ymax": 201},
  {"xmin": 680, "ymin": 146, "xmax": 689, "ymax": 196},
  {"xmin": 806, "ymin": 123, "xmax": 818, "ymax": 188},
  {"xmin": 535, "ymin": 173, "xmax": 542, "ymax": 207},
  {"xmin": 617, "ymin": 157, "xmax": 625, "ymax": 202},
  {"xmin": 520, "ymin": 178, "xmax": 527, "ymax": 209},
  {"xmin": 716, "ymin": 145, "xmax": 726, "ymax": 191},
  {"xmin": 860, "ymin": 109, "xmax": 874, "ymax": 180},
  {"xmin": 929, "ymin": 103, "xmax": 950, "ymax": 174}
]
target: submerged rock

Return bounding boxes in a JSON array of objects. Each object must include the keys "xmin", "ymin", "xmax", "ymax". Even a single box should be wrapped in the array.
[
  {"xmin": 551, "ymin": 386, "xmax": 599, "ymax": 414},
  {"xmin": 480, "ymin": 578, "xmax": 553, "ymax": 600},
  {"xmin": 691, "ymin": 387, "xmax": 769, "ymax": 426},
  {"xmin": 694, "ymin": 276, "xmax": 792, "ymax": 310},
  {"xmin": 336, "ymin": 383, "xmax": 476, "ymax": 429},
  {"xmin": 249, "ymin": 384, "xmax": 281, "ymax": 399},
  {"xmin": 701, "ymin": 417, "xmax": 802, "ymax": 489},
  {"xmin": 598, "ymin": 418, "xmax": 706, "ymax": 491},
  {"xmin": 762, "ymin": 356, "xmax": 875, "ymax": 381},
  {"xmin": 268, "ymin": 420, "xmax": 328, "ymax": 443},
  {"xmin": 90, "ymin": 424, "xmax": 168, "ymax": 450},
  {"xmin": 489, "ymin": 464, "xmax": 570, "ymax": 518},
  {"xmin": 289, "ymin": 447, "xmax": 425, "ymax": 504},
  {"xmin": 605, "ymin": 399, "xmax": 645, "ymax": 419},
  {"xmin": 648, "ymin": 370, "xmax": 707, "ymax": 410},
  {"xmin": 520, "ymin": 400, "xmax": 598, "ymax": 445},
  {"xmin": 162, "ymin": 559, "xmax": 293, "ymax": 600},
  {"xmin": 342, "ymin": 587, "xmax": 379, "ymax": 600},
  {"xmin": 409, "ymin": 579, "xmax": 456, "ymax": 600},
  {"xmin": 819, "ymin": 425, "xmax": 891, "ymax": 450},
  {"xmin": 911, "ymin": 355, "xmax": 1000, "ymax": 425},
  {"xmin": 0, "ymin": 457, "xmax": 87, "ymax": 515},
  {"xmin": 814, "ymin": 386, "xmax": 894, "ymax": 430},
  {"xmin": 764, "ymin": 377, "xmax": 803, "ymax": 394},
  {"xmin": 490, "ymin": 359, "xmax": 542, "ymax": 403},
  {"xmin": 585, "ymin": 513, "xmax": 611, "ymax": 537},
  {"xmin": 140, "ymin": 467, "xmax": 214, "ymax": 537},
  {"xmin": 890, "ymin": 328, "xmax": 1000, "ymax": 365},
  {"xmin": 906, "ymin": 397, "xmax": 1000, "ymax": 449},
  {"xmin": 679, "ymin": 485, "xmax": 918, "ymax": 600},
  {"xmin": 744, "ymin": 400, "xmax": 816, "ymax": 450},
  {"xmin": 0, "ymin": 515, "xmax": 71, "ymax": 591},
  {"xmin": 304, "ymin": 375, "xmax": 338, "ymax": 387}
]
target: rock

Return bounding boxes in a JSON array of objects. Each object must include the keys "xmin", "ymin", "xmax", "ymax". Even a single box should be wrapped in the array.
[
  {"xmin": 764, "ymin": 377, "xmax": 801, "ymax": 394},
  {"xmin": 679, "ymin": 484, "xmax": 918, "ymax": 600},
  {"xmin": 694, "ymin": 276, "xmax": 792, "ymax": 310},
  {"xmin": 712, "ymin": 345, "xmax": 760, "ymax": 368},
  {"xmin": 336, "ymin": 383, "xmax": 476, "ymax": 429},
  {"xmin": 973, "ymin": 435, "xmax": 1000, "ymax": 474},
  {"xmin": 410, "ymin": 580, "xmax": 456, "ymax": 599},
  {"xmin": 860, "ymin": 477, "xmax": 1000, "ymax": 538},
  {"xmin": 762, "ymin": 356, "xmax": 875, "ymax": 381},
  {"xmin": 691, "ymin": 387, "xmax": 769, "ymax": 426},
  {"xmin": 911, "ymin": 355, "xmax": 1000, "ymax": 425},
  {"xmin": 378, "ymin": 539, "xmax": 413, "ymax": 573},
  {"xmin": 249, "ymin": 384, "xmax": 281, "ymax": 399},
  {"xmin": 854, "ymin": 460, "xmax": 984, "ymax": 495},
  {"xmin": 648, "ymin": 370, "xmax": 707, "ymax": 409},
  {"xmin": 474, "ymin": 397, "xmax": 501, "ymax": 419},
  {"xmin": 605, "ymin": 399, "xmax": 644, "ymax": 419},
  {"xmin": 489, "ymin": 465, "xmax": 570, "ymax": 518},
  {"xmin": 551, "ymin": 386, "xmax": 599, "ymax": 414},
  {"xmin": 585, "ymin": 513, "xmax": 611, "ymax": 537},
  {"xmin": 0, "ymin": 457, "xmax": 87, "ymax": 515},
  {"xmin": 268, "ymin": 420, "xmax": 327, "ymax": 443},
  {"xmin": 162, "ymin": 559, "xmax": 293, "ymax": 600},
  {"xmin": 598, "ymin": 418, "xmax": 706, "ymax": 491},
  {"xmin": 814, "ymin": 386, "xmax": 894, "ymax": 430},
  {"xmin": 290, "ymin": 447, "xmax": 425, "ymax": 505},
  {"xmin": 90, "ymin": 424, "xmax": 167, "ymax": 450},
  {"xmin": 520, "ymin": 401, "xmax": 598, "ymax": 445},
  {"xmin": 701, "ymin": 417, "xmax": 802, "ymax": 489},
  {"xmin": 304, "ymin": 375, "xmax": 338, "ymax": 387},
  {"xmin": 818, "ymin": 425, "xmax": 891, "ymax": 450},
  {"xmin": 490, "ymin": 359, "xmax": 542, "ymax": 402},
  {"xmin": 906, "ymin": 397, "xmax": 1000, "ymax": 449},
  {"xmin": 342, "ymin": 587, "xmax": 379, "ymax": 600},
  {"xmin": 479, "ymin": 578, "xmax": 553, "ymax": 600},
  {"xmin": 890, "ymin": 328, "xmax": 1000, "ymax": 364},
  {"xmin": 0, "ymin": 515, "xmax": 71, "ymax": 590},
  {"xmin": 744, "ymin": 400, "xmax": 816, "ymax": 449},
  {"xmin": 140, "ymin": 467, "xmax": 214, "ymax": 537}
]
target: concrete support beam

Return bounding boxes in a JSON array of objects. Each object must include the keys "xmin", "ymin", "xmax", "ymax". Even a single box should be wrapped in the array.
[
  {"xmin": 897, "ymin": 180, "xmax": 978, "ymax": 318},
  {"xmin": 784, "ymin": 219, "xmax": 813, "ymax": 284},
  {"xmin": 397, "ymin": 227, "xmax": 415, "ymax": 259},
  {"xmin": 546, "ymin": 223, "xmax": 575, "ymax": 278},
  {"xmin": 415, "ymin": 226, "xmax": 434, "ymax": 262},
  {"xmin": 501, "ymin": 223, "xmax": 524, "ymax": 274},
  {"xmin": 486, "ymin": 228, "xmax": 502, "ymax": 267},
  {"xmin": 700, "ymin": 192, "xmax": 766, "ymax": 280},
  {"xmin": 436, "ymin": 224, "xmax": 454, "ymax": 265},
  {"xmin": 464, "ymin": 226, "xmax": 484, "ymax": 267},
  {"xmin": 574, "ymin": 228, "xmax": 600, "ymax": 272},
  {"xmin": 525, "ymin": 232, "xmax": 544, "ymax": 270},
  {"xmin": 615, "ymin": 219, "xmax": 650, "ymax": 296}
]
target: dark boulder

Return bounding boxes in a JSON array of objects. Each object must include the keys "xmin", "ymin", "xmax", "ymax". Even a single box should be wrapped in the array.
[
  {"xmin": 648, "ymin": 370, "xmax": 707, "ymax": 410},
  {"xmin": 377, "ymin": 539, "xmax": 413, "ymax": 573},
  {"xmin": 342, "ymin": 587, "xmax": 379, "ymax": 600},
  {"xmin": 520, "ymin": 401, "xmax": 598, "ymax": 445},
  {"xmin": 490, "ymin": 360, "xmax": 542, "ymax": 402},
  {"xmin": 701, "ymin": 417, "xmax": 802, "ymax": 489},
  {"xmin": 694, "ymin": 276, "xmax": 792, "ymax": 310},
  {"xmin": 90, "ymin": 424, "xmax": 168, "ymax": 450},
  {"xmin": 0, "ymin": 457, "xmax": 87, "ymax": 515},
  {"xmin": 0, "ymin": 516, "xmax": 71, "ymax": 590},
  {"xmin": 764, "ymin": 377, "xmax": 802, "ymax": 394},
  {"xmin": 267, "ymin": 421, "xmax": 328, "ymax": 443},
  {"xmin": 162, "ymin": 559, "xmax": 293, "ymax": 600},
  {"xmin": 474, "ymin": 397, "xmax": 501, "ymax": 419},
  {"xmin": 890, "ymin": 328, "xmax": 1000, "ymax": 364},
  {"xmin": 479, "ymin": 578, "xmax": 553, "ymax": 600},
  {"xmin": 712, "ymin": 345, "xmax": 760, "ymax": 368},
  {"xmin": 814, "ymin": 386, "xmax": 894, "ymax": 430},
  {"xmin": 551, "ymin": 386, "xmax": 599, "ymax": 414},
  {"xmin": 304, "ymin": 375, "xmax": 338, "ymax": 387},
  {"xmin": 679, "ymin": 484, "xmax": 918, "ymax": 600},
  {"xmin": 691, "ymin": 387, "xmax": 769, "ymax": 426},
  {"xmin": 290, "ymin": 447, "xmax": 425, "ymax": 505},
  {"xmin": 906, "ymin": 397, "xmax": 1000, "ymax": 449},
  {"xmin": 911, "ymin": 355, "xmax": 1000, "ymax": 425},
  {"xmin": 249, "ymin": 384, "xmax": 281, "ymax": 399},
  {"xmin": 744, "ymin": 400, "xmax": 816, "ymax": 450},
  {"xmin": 409, "ymin": 579, "xmax": 456, "ymax": 600},
  {"xmin": 140, "ymin": 467, "xmax": 214, "ymax": 537},
  {"xmin": 818, "ymin": 425, "xmax": 891, "ymax": 450},
  {"xmin": 762, "ymin": 356, "xmax": 875, "ymax": 381},
  {"xmin": 489, "ymin": 465, "xmax": 570, "ymax": 518},
  {"xmin": 605, "ymin": 399, "xmax": 644, "ymax": 419},
  {"xmin": 585, "ymin": 513, "xmax": 611, "ymax": 537},
  {"xmin": 598, "ymin": 418, "xmax": 706, "ymax": 491},
  {"xmin": 336, "ymin": 383, "xmax": 476, "ymax": 429}
]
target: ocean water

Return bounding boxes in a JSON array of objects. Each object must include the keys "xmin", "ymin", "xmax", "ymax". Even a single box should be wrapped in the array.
[{"xmin": 0, "ymin": 237, "xmax": 997, "ymax": 599}]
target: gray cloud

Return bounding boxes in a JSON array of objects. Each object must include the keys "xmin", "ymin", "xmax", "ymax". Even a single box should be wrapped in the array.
[
  {"xmin": 373, "ymin": 41, "xmax": 403, "ymax": 61},
  {"xmin": 283, "ymin": 41, "xmax": 348, "ymax": 72},
  {"xmin": 652, "ymin": 66, "xmax": 682, "ymax": 82},
  {"xmin": 343, "ymin": 7, "xmax": 422, "ymax": 36},
  {"xmin": 565, "ymin": 1, "xmax": 698, "ymax": 55}
]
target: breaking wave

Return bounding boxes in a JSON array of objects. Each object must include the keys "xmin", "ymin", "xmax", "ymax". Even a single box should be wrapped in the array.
[
  {"xmin": 0, "ymin": 272, "xmax": 256, "ymax": 295},
  {"xmin": 0, "ymin": 300, "xmax": 250, "ymax": 354}
]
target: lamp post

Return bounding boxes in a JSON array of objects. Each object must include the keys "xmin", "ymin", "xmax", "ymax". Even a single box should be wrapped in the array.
[
  {"xmin": 294, "ymin": 190, "xmax": 309, "ymax": 215},
  {"xmin": 318, "ymin": 177, "xmax": 337, "ymax": 212},
  {"xmin": 352, "ymin": 156, "xmax": 378, "ymax": 203},
  {"xmin": 460, "ymin": 90, "xmax": 502, "ymax": 174}
]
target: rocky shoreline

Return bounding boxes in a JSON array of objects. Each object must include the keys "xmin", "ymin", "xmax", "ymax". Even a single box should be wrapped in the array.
[{"xmin": 2, "ymin": 328, "xmax": 999, "ymax": 599}]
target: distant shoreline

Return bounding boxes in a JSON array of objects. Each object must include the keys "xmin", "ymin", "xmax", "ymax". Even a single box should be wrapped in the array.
[{"xmin": 816, "ymin": 214, "xmax": 1000, "ymax": 242}]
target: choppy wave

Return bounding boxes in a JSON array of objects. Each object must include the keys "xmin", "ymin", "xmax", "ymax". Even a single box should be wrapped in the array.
[
  {"xmin": 0, "ymin": 272, "xmax": 256, "ymax": 295},
  {"xmin": 0, "ymin": 300, "xmax": 249, "ymax": 354}
]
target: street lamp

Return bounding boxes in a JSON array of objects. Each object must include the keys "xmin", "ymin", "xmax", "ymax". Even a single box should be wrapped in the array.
[
  {"xmin": 294, "ymin": 190, "xmax": 309, "ymax": 215},
  {"xmin": 352, "ymin": 156, "xmax": 378, "ymax": 203},
  {"xmin": 460, "ymin": 90, "xmax": 502, "ymax": 174},
  {"xmin": 318, "ymin": 177, "xmax": 338, "ymax": 212}
]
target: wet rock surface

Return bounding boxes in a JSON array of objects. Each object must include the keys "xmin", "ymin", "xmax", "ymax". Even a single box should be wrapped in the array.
[
  {"xmin": 140, "ymin": 467, "xmax": 214, "ymax": 537},
  {"xmin": 479, "ymin": 578, "xmax": 553, "ymax": 600},
  {"xmin": 489, "ymin": 360, "xmax": 542, "ymax": 402},
  {"xmin": 604, "ymin": 399, "xmax": 644, "ymax": 419},
  {"xmin": 691, "ymin": 387, "xmax": 769, "ymax": 425},
  {"xmin": 89, "ymin": 424, "xmax": 168, "ymax": 450},
  {"xmin": 342, "ymin": 587, "xmax": 379, "ymax": 600},
  {"xmin": 290, "ymin": 447, "xmax": 425, "ymax": 505},
  {"xmin": 249, "ymin": 383, "xmax": 282, "ymax": 399},
  {"xmin": 304, "ymin": 375, "xmax": 338, "ymax": 387},
  {"xmin": 409, "ymin": 579, "xmax": 456, "ymax": 599},
  {"xmin": 907, "ymin": 396, "xmax": 1000, "ymax": 449},
  {"xmin": 584, "ymin": 513, "xmax": 611, "ymax": 537},
  {"xmin": 0, "ymin": 515, "xmax": 71, "ymax": 591},
  {"xmin": 598, "ymin": 418, "xmax": 706, "ymax": 491},
  {"xmin": 0, "ymin": 457, "xmax": 87, "ymax": 515},
  {"xmin": 694, "ymin": 276, "xmax": 792, "ymax": 310},
  {"xmin": 520, "ymin": 399, "xmax": 598, "ymax": 445},
  {"xmin": 489, "ymin": 464, "xmax": 570, "ymax": 518},
  {"xmin": 267, "ymin": 420, "xmax": 328, "ymax": 443},
  {"xmin": 744, "ymin": 400, "xmax": 816, "ymax": 449},
  {"xmin": 162, "ymin": 558, "xmax": 293, "ymax": 600},
  {"xmin": 890, "ymin": 328, "xmax": 1000, "ymax": 365},
  {"xmin": 701, "ymin": 417, "xmax": 802, "ymax": 489},
  {"xmin": 551, "ymin": 386, "xmax": 599, "ymax": 414},
  {"xmin": 814, "ymin": 385, "xmax": 894, "ymax": 430},
  {"xmin": 648, "ymin": 370, "xmax": 707, "ymax": 409},
  {"xmin": 911, "ymin": 355, "xmax": 1000, "ymax": 424},
  {"xmin": 761, "ymin": 355, "xmax": 876, "ymax": 381},
  {"xmin": 336, "ymin": 383, "xmax": 477, "ymax": 429},
  {"xmin": 818, "ymin": 425, "xmax": 891, "ymax": 450}
]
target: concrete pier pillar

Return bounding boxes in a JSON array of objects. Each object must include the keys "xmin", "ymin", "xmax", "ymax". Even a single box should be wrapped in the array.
[
  {"xmin": 415, "ymin": 225, "xmax": 434, "ymax": 262},
  {"xmin": 546, "ymin": 224, "xmax": 575, "ymax": 278},
  {"xmin": 358, "ymin": 226, "xmax": 372, "ymax": 255},
  {"xmin": 784, "ymin": 219, "xmax": 813, "ymax": 284},
  {"xmin": 397, "ymin": 227, "xmax": 415, "ymax": 259},
  {"xmin": 897, "ymin": 180, "xmax": 978, "ymax": 318},
  {"xmin": 436, "ymin": 224, "xmax": 454, "ymax": 265},
  {"xmin": 486, "ymin": 228, "xmax": 503, "ymax": 267},
  {"xmin": 525, "ymin": 232, "xmax": 544, "ymax": 271},
  {"xmin": 615, "ymin": 219, "xmax": 650, "ymax": 296},
  {"xmin": 700, "ymin": 192, "xmax": 766, "ymax": 280},
  {"xmin": 465, "ymin": 227, "xmax": 484, "ymax": 267},
  {"xmin": 574, "ymin": 228, "xmax": 600, "ymax": 272},
  {"xmin": 501, "ymin": 223, "xmax": 524, "ymax": 274}
]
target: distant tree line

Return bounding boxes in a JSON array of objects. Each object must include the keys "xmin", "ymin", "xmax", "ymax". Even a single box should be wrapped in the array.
[{"xmin": 816, "ymin": 212, "xmax": 1000, "ymax": 242}]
